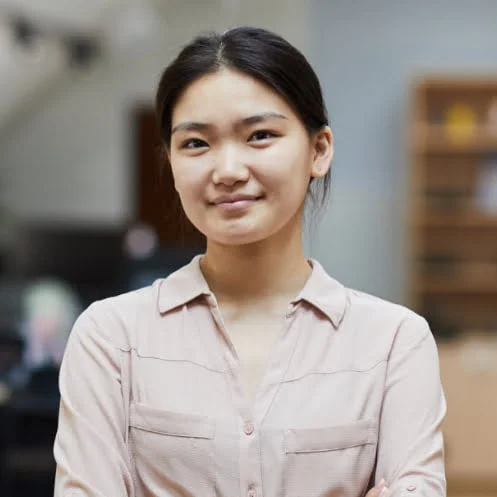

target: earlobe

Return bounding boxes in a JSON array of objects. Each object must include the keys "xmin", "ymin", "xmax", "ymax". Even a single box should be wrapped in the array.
[{"xmin": 311, "ymin": 126, "xmax": 333, "ymax": 178}]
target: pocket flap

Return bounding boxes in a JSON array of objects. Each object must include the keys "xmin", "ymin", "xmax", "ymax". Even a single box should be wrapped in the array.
[
  {"xmin": 130, "ymin": 403, "xmax": 215, "ymax": 439},
  {"xmin": 285, "ymin": 420, "xmax": 377, "ymax": 454}
]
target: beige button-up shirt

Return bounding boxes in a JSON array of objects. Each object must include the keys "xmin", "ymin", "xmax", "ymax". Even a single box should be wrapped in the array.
[{"xmin": 54, "ymin": 256, "xmax": 446, "ymax": 497}]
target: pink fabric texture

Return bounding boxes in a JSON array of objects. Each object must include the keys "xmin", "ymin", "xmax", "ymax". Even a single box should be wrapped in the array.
[{"xmin": 54, "ymin": 256, "xmax": 446, "ymax": 497}]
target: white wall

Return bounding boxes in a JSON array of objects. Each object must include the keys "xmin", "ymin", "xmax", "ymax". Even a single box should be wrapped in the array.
[
  {"xmin": 10, "ymin": 1, "xmax": 497, "ymax": 304},
  {"xmin": 0, "ymin": 0, "xmax": 311, "ymax": 225},
  {"xmin": 308, "ymin": 0, "xmax": 497, "ymax": 303}
]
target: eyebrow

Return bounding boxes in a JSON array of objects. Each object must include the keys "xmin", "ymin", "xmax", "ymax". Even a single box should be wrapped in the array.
[{"xmin": 171, "ymin": 111, "xmax": 288, "ymax": 135}]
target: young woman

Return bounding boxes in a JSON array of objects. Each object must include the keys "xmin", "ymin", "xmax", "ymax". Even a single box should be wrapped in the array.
[{"xmin": 54, "ymin": 26, "xmax": 446, "ymax": 497}]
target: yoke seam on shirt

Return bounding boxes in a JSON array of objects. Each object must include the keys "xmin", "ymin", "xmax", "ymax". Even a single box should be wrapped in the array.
[
  {"xmin": 126, "ymin": 351, "xmax": 225, "ymax": 374},
  {"xmin": 281, "ymin": 359, "xmax": 387, "ymax": 384}
]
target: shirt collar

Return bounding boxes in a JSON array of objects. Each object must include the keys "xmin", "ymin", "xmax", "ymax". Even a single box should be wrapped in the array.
[
  {"xmin": 293, "ymin": 259, "xmax": 348, "ymax": 328},
  {"xmin": 157, "ymin": 255, "xmax": 348, "ymax": 328},
  {"xmin": 157, "ymin": 255, "xmax": 210, "ymax": 313}
]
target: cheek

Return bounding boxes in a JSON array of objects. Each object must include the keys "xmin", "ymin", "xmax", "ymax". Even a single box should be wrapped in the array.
[
  {"xmin": 257, "ymin": 147, "xmax": 311, "ymax": 197},
  {"xmin": 170, "ymin": 159, "xmax": 207, "ymax": 197}
]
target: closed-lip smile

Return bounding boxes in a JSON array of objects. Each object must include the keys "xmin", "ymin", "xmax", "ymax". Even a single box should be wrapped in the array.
[{"xmin": 211, "ymin": 194, "xmax": 261, "ymax": 205}]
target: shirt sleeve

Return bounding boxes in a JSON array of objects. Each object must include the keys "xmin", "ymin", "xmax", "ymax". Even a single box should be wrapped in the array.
[
  {"xmin": 375, "ymin": 313, "xmax": 447, "ymax": 497},
  {"xmin": 53, "ymin": 307, "xmax": 135, "ymax": 497}
]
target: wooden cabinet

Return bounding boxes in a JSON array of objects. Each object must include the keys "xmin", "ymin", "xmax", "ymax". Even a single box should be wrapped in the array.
[
  {"xmin": 410, "ymin": 77, "xmax": 497, "ymax": 497},
  {"xmin": 410, "ymin": 77, "xmax": 497, "ymax": 338},
  {"xmin": 448, "ymin": 490, "xmax": 497, "ymax": 497},
  {"xmin": 438, "ymin": 337, "xmax": 497, "ymax": 496}
]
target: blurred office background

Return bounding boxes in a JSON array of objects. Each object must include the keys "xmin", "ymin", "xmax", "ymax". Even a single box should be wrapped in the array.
[{"xmin": 0, "ymin": 0, "xmax": 496, "ymax": 496}]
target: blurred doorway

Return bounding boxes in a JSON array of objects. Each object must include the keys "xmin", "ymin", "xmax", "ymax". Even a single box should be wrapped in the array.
[{"xmin": 133, "ymin": 106, "xmax": 205, "ymax": 250}]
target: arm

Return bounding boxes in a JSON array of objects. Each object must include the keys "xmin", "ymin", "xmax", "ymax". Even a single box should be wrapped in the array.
[
  {"xmin": 54, "ymin": 307, "xmax": 135, "ymax": 497},
  {"xmin": 375, "ymin": 313, "xmax": 446, "ymax": 497}
]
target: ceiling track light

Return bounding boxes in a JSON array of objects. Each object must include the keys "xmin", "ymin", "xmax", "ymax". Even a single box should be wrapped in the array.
[
  {"xmin": 11, "ymin": 17, "xmax": 38, "ymax": 49},
  {"xmin": 64, "ymin": 35, "xmax": 101, "ymax": 68},
  {"xmin": 2, "ymin": 12, "xmax": 101, "ymax": 69}
]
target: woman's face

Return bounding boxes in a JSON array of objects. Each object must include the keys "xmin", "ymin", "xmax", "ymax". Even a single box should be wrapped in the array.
[{"xmin": 169, "ymin": 68, "xmax": 332, "ymax": 246}]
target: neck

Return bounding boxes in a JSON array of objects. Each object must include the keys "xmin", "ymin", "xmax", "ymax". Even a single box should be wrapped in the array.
[{"xmin": 200, "ymin": 219, "xmax": 311, "ymax": 305}]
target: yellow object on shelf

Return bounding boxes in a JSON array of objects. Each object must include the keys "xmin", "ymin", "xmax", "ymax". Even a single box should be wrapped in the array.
[{"xmin": 444, "ymin": 103, "xmax": 477, "ymax": 142}]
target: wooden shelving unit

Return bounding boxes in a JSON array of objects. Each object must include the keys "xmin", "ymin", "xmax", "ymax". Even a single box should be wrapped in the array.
[
  {"xmin": 410, "ymin": 77, "xmax": 497, "ymax": 332},
  {"xmin": 413, "ymin": 125, "xmax": 497, "ymax": 153},
  {"xmin": 410, "ymin": 77, "xmax": 497, "ymax": 497}
]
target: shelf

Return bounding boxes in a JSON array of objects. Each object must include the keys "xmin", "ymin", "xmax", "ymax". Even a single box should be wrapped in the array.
[
  {"xmin": 415, "ymin": 211, "xmax": 497, "ymax": 228},
  {"xmin": 417, "ymin": 76, "xmax": 497, "ymax": 92},
  {"xmin": 413, "ymin": 125, "xmax": 497, "ymax": 153},
  {"xmin": 411, "ymin": 79, "xmax": 497, "ymax": 495},
  {"xmin": 416, "ymin": 279, "xmax": 497, "ymax": 295}
]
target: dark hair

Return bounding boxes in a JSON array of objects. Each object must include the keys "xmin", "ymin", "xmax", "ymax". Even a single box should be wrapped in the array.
[{"xmin": 155, "ymin": 27, "xmax": 331, "ymax": 240}]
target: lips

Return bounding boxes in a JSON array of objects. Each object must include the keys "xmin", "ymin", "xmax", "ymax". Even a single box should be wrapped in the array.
[
  {"xmin": 211, "ymin": 194, "xmax": 261, "ymax": 205},
  {"xmin": 209, "ymin": 193, "xmax": 263, "ymax": 212}
]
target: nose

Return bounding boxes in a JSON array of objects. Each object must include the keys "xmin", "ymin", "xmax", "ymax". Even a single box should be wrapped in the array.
[{"xmin": 211, "ymin": 145, "xmax": 249, "ymax": 186}]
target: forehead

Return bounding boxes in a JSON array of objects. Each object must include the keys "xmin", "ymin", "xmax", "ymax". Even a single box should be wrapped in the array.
[{"xmin": 171, "ymin": 68, "xmax": 297, "ymax": 124}]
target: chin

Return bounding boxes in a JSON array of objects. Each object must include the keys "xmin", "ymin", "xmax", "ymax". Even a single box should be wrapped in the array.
[
  {"xmin": 198, "ymin": 213, "xmax": 297, "ymax": 247},
  {"xmin": 207, "ymin": 228, "xmax": 271, "ymax": 247},
  {"xmin": 213, "ymin": 234, "xmax": 266, "ymax": 247}
]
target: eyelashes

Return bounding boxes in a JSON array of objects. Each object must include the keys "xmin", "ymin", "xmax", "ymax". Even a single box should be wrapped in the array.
[
  {"xmin": 179, "ymin": 130, "xmax": 279, "ymax": 150},
  {"xmin": 181, "ymin": 138, "xmax": 208, "ymax": 149},
  {"xmin": 248, "ymin": 130, "xmax": 277, "ymax": 142}
]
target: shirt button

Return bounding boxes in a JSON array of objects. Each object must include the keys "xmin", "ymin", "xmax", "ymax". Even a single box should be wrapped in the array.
[
  {"xmin": 406, "ymin": 484, "xmax": 417, "ymax": 492},
  {"xmin": 248, "ymin": 490, "xmax": 256, "ymax": 497},
  {"xmin": 244, "ymin": 422, "xmax": 254, "ymax": 435}
]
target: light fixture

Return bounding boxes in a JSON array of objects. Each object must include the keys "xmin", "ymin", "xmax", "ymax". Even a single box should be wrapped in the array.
[
  {"xmin": 11, "ymin": 16, "xmax": 38, "ymax": 49},
  {"xmin": 64, "ymin": 34, "xmax": 101, "ymax": 68}
]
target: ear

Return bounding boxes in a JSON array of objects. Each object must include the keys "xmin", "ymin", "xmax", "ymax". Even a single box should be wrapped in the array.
[{"xmin": 310, "ymin": 126, "xmax": 333, "ymax": 178}]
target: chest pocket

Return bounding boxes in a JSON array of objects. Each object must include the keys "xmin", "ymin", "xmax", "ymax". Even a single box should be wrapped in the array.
[
  {"xmin": 129, "ymin": 402, "xmax": 216, "ymax": 497},
  {"xmin": 283, "ymin": 420, "xmax": 378, "ymax": 497}
]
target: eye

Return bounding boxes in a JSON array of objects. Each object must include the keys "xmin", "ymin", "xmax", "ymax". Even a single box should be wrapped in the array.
[
  {"xmin": 180, "ymin": 138, "xmax": 208, "ymax": 149},
  {"xmin": 248, "ymin": 130, "xmax": 277, "ymax": 142}
]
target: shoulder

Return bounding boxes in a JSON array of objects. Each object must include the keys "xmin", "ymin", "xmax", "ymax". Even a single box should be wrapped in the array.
[
  {"xmin": 344, "ymin": 286, "xmax": 432, "ymax": 349},
  {"xmin": 307, "ymin": 259, "xmax": 430, "ymax": 345},
  {"xmin": 346, "ymin": 287, "xmax": 418, "ymax": 323},
  {"xmin": 69, "ymin": 256, "xmax": 205, "ymax": 352},
  {"xmin": 70, "ymin": 281, "xmax": 162, "ymax": 351}
]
